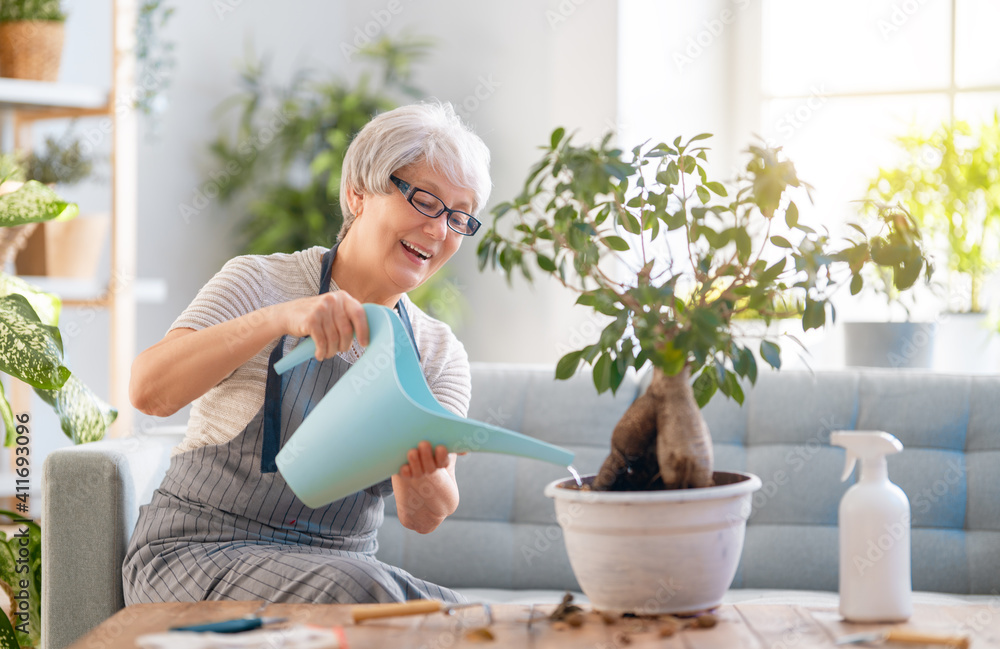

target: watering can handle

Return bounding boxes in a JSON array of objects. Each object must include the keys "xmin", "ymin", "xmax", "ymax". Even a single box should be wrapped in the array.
[{"xmin": 274, "ymin": 337, "xmax": 317, "ymax": 376}]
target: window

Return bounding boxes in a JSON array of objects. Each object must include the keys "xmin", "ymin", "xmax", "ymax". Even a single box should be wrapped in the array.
[{"xmin": 619, "ymin": 0, "xmax": 1000, "ymax": 321}]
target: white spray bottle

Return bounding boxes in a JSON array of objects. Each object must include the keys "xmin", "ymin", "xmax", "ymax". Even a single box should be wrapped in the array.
[{"xmin": 831, "ymin": 431, "xmax": 912, "ymax": 623}]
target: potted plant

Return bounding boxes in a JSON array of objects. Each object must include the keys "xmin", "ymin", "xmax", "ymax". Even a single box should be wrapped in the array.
[
  {"xmin": 477, "ymin": 130, "xmax": 929, "ymax": 613},
  {"xmin": 0, "ymin": 180, "xmax": 116, "ymax": 648},
  {"xmin": 0, "ymin": 0, "xmax": 66, "ymax": 82},
  {"xmin": 842, "ymin": 205, "xmax": 937, "ymax": 369},
  {"xmin": 13, "ymin": 128, "xmax": 108, "ymax": 278},
  {"xmin": 867, "ymin": 113, "xmax": 1000, "ymax": 371}
]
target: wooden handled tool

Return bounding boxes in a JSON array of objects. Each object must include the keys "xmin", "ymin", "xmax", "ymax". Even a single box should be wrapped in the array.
[
  {"xmin": 351, "ymin": 599, "xmax": 444, "ymax": 623},
  {"xmin": 885, "ymin": 628, "xmax": 971, "ymax": 648},
  {"xmin": 836, "ymin": 627, "xmax": 971, "ymax": 648}
]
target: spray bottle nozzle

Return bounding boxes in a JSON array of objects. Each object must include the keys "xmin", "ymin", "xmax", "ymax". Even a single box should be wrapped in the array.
[{"xmin": 831, "ymin": 431, "xmax": 903, "ymax": 482}]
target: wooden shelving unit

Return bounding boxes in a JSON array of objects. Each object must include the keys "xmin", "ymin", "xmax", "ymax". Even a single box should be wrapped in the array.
[{"xmin": 0, "ymin": 1, "xmax": 139, "ymax": 438}]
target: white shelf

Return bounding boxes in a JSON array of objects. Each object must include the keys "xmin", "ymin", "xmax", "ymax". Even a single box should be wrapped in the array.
[
  {"xmin": 17, "ymin": 276, "xmax": 167, "ymax": 304},
  {"xmin": 0, "ymin": 78, "xmax": 108, "ymax": 110}
]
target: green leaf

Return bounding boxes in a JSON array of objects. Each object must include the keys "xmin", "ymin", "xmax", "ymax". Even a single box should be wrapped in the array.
[
  {"xmin": 692, "ymin": 368, "xmax": 718, "ymax": 408},
  {"xmin": 735, "ymin": 228, "xmax": 752, "ymax": 261},
  {"xmin": 536, "ymin": 254, "xmax": 556, "ymax": 272},
  {"xmin": 0, "ymin": 294, "xmax": 70, "ymax": 390},
  {"xmin": 550, "ymin": 127, "xmax": 566, "ymax": 149},
  {"xmin": 619, "ymin": 209, "xmax": 642, "ymax": 235},
  {"xmin": 724, "ymin": 371, "xmax": 745, "ymax": 405},
  {"xmin": 802, "ymin": 298, "xmax": 825, "ymax": 330},
  {"xmin": 760, "ymin": 340, "xmax": 782, "ymax": 370},
  {"xmin": 705, "ymin": 181, "xmax": 728, "ymax": 197},
  {"xmin": 657, "ymin": 341, "xmax": 687, "ymax": 375},
  {"xmin": 34, "ymin": 374, "xmax": 117, "ymax": 444},
  {"xmin": 850, "ymin": 273, "xmax": 864, "ymax": 295},
  {"xmin": 0, "ymin": 602, "xmax": 17, "ymax": 649},
  {"xmin": 0, "ymin": 180, "xmax": 78, "ymax": 227},
  {"xmin": 0, "ymin": 273, "xmax": 61, "ymax": 327},
  {"xmin": 689, "ymin": 133, "xmax": 712, "ymax": 142},
  {"xmin": 609, "ymin": 354, "xmax": 625, "ymax": 394},
  {"xmin": 593, "ymin": 353, "xmax": 612, "ymax": 393},
  {"xmin": 0, "ymin": 382, "xmax": 14, "ymax": 448},
  {"xmin": 770, "ymin": 235, "xmax": 792, "ymax": 249},
  {"xmin": 555, "ymin": 350, "xmax": 583, "ymax": 380},
  {"xmin": 696, "ymin": 185, "xmax": 711, "ymax": 204},
  {"xmin": 0, "ymin": 510, "xmax": 41, "ymax": 648},
  {"xmin": 784, "ymin": 202, "xmax": 799, "ymax": 228},
  {"xmin": 602, "ymin": 235, "xmax": 630, "ymax": 251}
]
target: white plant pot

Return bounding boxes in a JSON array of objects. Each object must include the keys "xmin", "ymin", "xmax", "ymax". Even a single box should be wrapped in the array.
[{"xmin": 544, "ymin": 470, "xmax": 762, "ymax": 615}]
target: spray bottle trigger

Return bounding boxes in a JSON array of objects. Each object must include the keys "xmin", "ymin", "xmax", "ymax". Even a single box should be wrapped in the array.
[{"xmin": 841, "ymin": 451, "xmax": 857, "ymax": 482}]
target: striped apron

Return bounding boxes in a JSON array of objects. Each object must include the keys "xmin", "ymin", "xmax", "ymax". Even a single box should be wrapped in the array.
[{"xmin": 123, "ymin": 245, "xmax": 464, "ymax": 605}]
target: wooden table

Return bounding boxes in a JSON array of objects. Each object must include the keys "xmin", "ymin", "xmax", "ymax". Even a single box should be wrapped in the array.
[{"xmin": 69, "ymin": 599, "xmax": 997, "ymax": 648}]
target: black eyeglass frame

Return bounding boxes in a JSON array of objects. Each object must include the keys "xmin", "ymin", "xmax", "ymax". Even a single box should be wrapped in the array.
[{"xmin": 389, "ymin": 175, "xmax": 481, "ymax": 236}]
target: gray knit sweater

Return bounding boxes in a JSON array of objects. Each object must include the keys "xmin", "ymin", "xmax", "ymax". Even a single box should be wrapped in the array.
[{"xmin": 168, "ymin": 246, "xmax": 472, "ymax": 456}]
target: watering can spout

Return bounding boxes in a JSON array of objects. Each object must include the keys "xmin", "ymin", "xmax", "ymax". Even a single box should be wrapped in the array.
[
  {"xmin": 274, "ymin": 304, "xmax": 574, "ymax": 508},
  {"xmin": 441, "ymin": 420, "xmax": 574, "ymax": 466}
]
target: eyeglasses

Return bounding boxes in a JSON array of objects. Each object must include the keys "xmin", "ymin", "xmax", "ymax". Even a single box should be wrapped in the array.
[{"xmin": 389, "ymin": 175, "xmax": 481, "ymax": 236}]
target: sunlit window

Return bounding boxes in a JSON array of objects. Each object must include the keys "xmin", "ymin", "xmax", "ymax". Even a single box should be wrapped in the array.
[{"xmin": 619, "ymin": 0, "xmax": 1000, "ymax": 322}]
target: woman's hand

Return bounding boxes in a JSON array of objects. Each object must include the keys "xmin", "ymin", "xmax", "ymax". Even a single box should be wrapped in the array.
[
  {"xmin": 276, "ymin": 291, "xmax": 370, "ymax": 361},
  {"xmin": 392, "ymin": 441, "xmax": 459, "ymax": 534}
]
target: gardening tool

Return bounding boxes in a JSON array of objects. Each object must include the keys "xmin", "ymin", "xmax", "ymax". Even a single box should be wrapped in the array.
[
  {"xmin": 351, "ymin": 600, "xmax": 493, "ymax": 625},
  {"xmin": 169, "ymin": 617, "xmax": 287, "ymax": 633},
  {"xmin": 834, "ymin": 628, "xmax": 970, "ymax": 648},
  {"xmin": 274, "ymin": 303, "xmax": 575, "ymax": 508}
]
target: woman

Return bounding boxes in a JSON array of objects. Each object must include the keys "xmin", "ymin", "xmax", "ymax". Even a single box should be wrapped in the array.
[{"xmin": 123, "ymin": 102, "xmax": 490, "ymax": 605}]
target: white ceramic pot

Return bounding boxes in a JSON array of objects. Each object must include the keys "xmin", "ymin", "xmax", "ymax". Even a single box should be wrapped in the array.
[{"xmin": 544, "ymin": 470, "xmax": 762, "ymax": 614}]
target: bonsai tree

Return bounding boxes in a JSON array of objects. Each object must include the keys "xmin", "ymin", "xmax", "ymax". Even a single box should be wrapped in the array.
[
  {"xmin": 478, "ymin": 130, "xmax": 929, "ymax": 491},
  {"xmin": 868, "ymin": 113, "xmax": 1000, "ymax": 314}
]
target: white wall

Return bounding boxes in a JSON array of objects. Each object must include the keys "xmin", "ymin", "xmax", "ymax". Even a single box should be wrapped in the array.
[{"xmin": 28, "ymin": 0, "xmax": 620, "ymax": 433}]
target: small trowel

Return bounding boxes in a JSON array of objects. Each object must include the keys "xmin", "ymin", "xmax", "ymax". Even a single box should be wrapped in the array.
[{"xmin": 835, "ymin": 628, "xmax": 970, "ymax": 648}]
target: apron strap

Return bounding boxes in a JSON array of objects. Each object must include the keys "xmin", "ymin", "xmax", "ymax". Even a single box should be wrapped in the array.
[
  {"xmin": 260, "ymin": 334, "xmax": 287, "ymax": 474},
  {"xmin": 260, "ymin": 244, "xmax": 421, "ymax": 473}
]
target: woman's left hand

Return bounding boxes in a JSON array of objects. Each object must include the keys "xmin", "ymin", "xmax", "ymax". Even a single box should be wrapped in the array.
[
  {"xmin": 399, "ymin": 441, "xmax": 450, "ymax": 479},
  {"xmin": 392, "ymin": 440, "xmax": 459, "ymax": 534}
]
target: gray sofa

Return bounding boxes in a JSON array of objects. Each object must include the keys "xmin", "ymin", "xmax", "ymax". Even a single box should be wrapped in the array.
[{"xmin": 42, "ymin": 364, "xmax": 1000, "ymax": 649}]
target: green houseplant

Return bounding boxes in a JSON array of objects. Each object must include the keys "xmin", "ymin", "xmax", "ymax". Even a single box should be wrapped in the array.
[
  {"xmin": 0, "ymin": 0, "xmax": 67, "ymax": 82},
  {"xmin": 866, "ymin": 115, "xmax": 1000, "ymax": 370},
  {"xmin": 0, "ymin": 179, "xmax": 117, "ymax": 447},
  {"xmin": 869, "ymin": 114, "xmax": 1000, "ymax": 315},
  {"xmin": 206, "ymin": 35, "xmax": 430, "ymax": 256},
  {"xmin": 477, "ymin": 130, "xmax": 928, "ymax": 613},
  {"xmin": 14, "ymin": 128, "xmax": 109, "ymax": 278}
]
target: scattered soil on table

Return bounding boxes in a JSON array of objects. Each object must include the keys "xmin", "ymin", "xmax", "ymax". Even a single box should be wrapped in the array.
[{"xmin": 546, "ymin": 592, "xmax": 719, "ymax": 640}]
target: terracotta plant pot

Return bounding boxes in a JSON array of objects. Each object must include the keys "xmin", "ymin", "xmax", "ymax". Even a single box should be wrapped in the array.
[
  {"xmin": 0, "ymin": 21, "xmax": 65, "ymax": 81},
  {"xmin": 544, "ymin": 470, "xmax": 762, "ymax": 614},
  {"xmin": 15, "ymin": 212, "xmax": 109, "ymax": 277}
]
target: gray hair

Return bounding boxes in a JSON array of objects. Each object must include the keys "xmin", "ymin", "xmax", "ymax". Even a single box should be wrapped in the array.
[{"xmin": 337, "ymin": 101, "xmax": 492, "ymax": 242}]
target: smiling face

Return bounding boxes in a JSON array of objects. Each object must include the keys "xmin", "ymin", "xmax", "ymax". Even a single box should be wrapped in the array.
[{"xmin": 336, "ymin": 161, "xmax": 475, "ymax": 306}]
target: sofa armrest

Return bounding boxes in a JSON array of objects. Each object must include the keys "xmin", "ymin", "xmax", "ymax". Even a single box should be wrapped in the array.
[{"xmin": 42, "ymin": 435, "xmax": 176, "ymax": 649}]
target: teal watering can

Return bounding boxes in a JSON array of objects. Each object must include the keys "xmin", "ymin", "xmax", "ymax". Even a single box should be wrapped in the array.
[{"xmin": 274, "ymin": 304, "xmax": 574, "ymax": 508}]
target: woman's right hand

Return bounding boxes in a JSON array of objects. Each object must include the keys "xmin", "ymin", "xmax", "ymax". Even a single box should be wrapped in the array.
[{"xmin": 276, "ymin": 290, "xmax": 370, "ymax": 361}]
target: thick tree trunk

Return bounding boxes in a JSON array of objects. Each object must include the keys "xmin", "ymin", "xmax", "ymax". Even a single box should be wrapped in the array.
[{"xmin": 593, "ymin": 365, "xmax": 714, "ymax": 491}]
